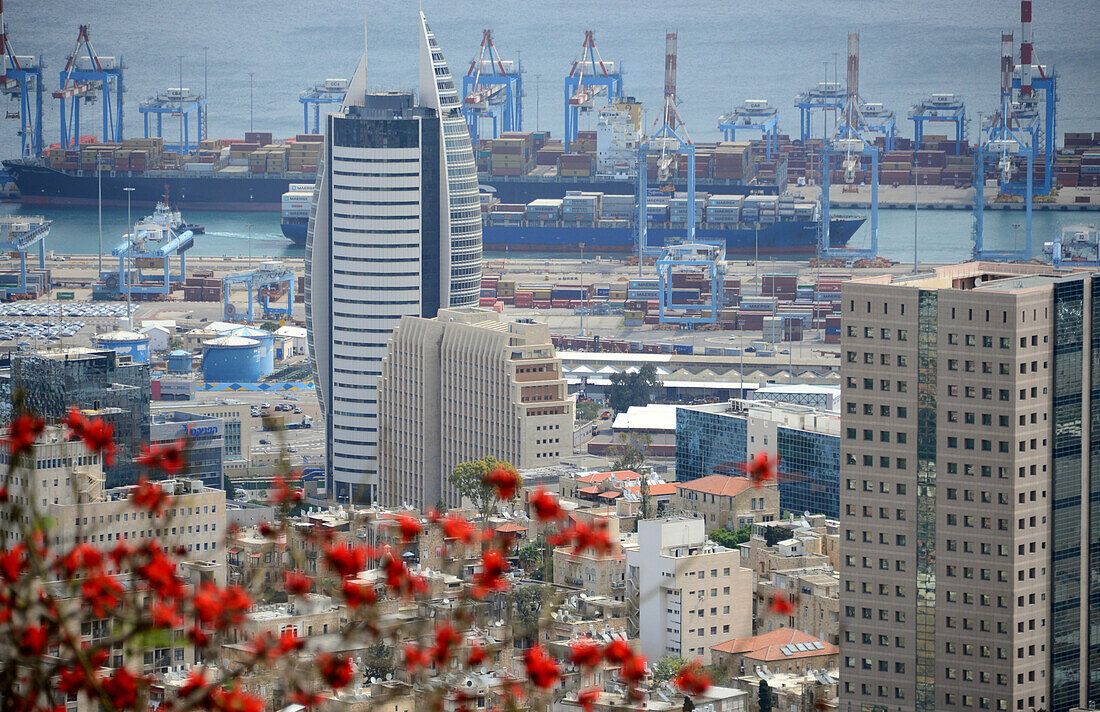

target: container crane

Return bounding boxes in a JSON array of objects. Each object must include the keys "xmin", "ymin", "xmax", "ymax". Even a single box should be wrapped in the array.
[
  {"xmin": 718, "ymin": 99, "xmax": 779, "ymax": 160},
  {"xmin": 974, "ymin": 1, "xmax": 1056, "ymax": 261},
  {"xmin": 819, "ymin": 32, "xmax": 883, "ymax": 259},
  {"xmin": 909, "ymin": 93, "xmax": 968, "ymax": 156},
  {"xmin": 53, "ymin": 25, "xmax": 123, "ymax": 149},
  {"xmin": 461, "ymin": 30, "xmax": 522, "ymax": 142},
  {"xmin": 222, "ymin": 261, "xmax": 295, "ymax": 323},
  {"xmin": 564, "ymin": 30, "xmax": 622, "ymax": 151},
  {"xmin": 299, "ymin": 78, "xmax": 347, "ymax": 135},
  {"xmin": 139, "ymin": 87, "xmax": 206, "ymax": 154},
  {"xmin": 0, "ymin": 1, "xmax": 43, "ymax": 158},
  {"xmin": 794, "ymin": 81, "xmax": 843, "ymax": 145}
]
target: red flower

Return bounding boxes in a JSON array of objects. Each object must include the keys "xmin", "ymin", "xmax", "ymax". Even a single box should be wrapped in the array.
[
  {"xmin": 342, "ymin": 579, "xmax": 377, "ymax": 609},
  {"xmin": 193, "ymin": 581, "xmax": 252, "ymax": 630},
  {"xmin": 136, "ymin": 438, "xmax": 186, "ymax": 475},
  {"xmin": 81, "ymin": 572, "xmax": 124, "ymax": 618},
  {"xmin": 430, "ymin": 622, "xmax": 463, "ymax": 666},
  {"xmin": 65, "ymin": 409, "xmax": 116, "ymax": 466},
  {"xmin": 602, "ymin": 639, "xmax": 632, "ymax": 664},
  {"xmin": 467, "ymin": 642, "xmax": 487, "ymax": 667},
  {"xmin": 570, "ymin": 639, "xmax": 603, "ymax": 668},
  {"xmin": 394, "ymin": 514, "xmax": 421, "ymax": 543},
  {"xmin": 578, "ymin": 687, "xmax": 601, "ymax": 712},
  {"xmin": 769, "ymin": 592, "xmax": 797, "ymax": 615},
  {"xmin": 135, "ymin": 542, "xmax": 185, "ymax": 601},
  {"xmin": 318, "ymin": 652, "xmax": 355, "ymax": 689},
  {"xmin": 325, "ymin": 542, "xmax": 370, "ymax": 578},
  {"xmin": 619, "ymin": 653, "xmax": 647, "ymax": 685},
  {"xmin": 18, "ymin": 625, "xmax": 47, "ymax": 656},
  {"xmin": 99, "ymin": 667, "xmax": 142, "ymax": 710},
  {"xmin": 672, "ymin": 660, "xmax": 711, "ymax": 696},
  {"xmin": 285, "ymin": 570, "xmax": 313, "ymax": 596},
  {"xmin": 211, "ymin": 682, "xmax": 264, "ymax": 712},
  {"xmin": 380, "ymin": 551, "xmax": 427, "ymax": 598},
  {"xmin": 0, "ymin": 544, "xmax": 28, "ymax": 582},
  {"xmin": 484, "ymin": 463, "xmax": 520, "ymax": 501},
  {"xmin": 6, "ymin": 413, "xmax": 44, "ymax": 457},
  {"xmin": 739, "ymin": 451, "xmax": 780, "ymax": 487},
  {"xmin": 441, "ymin": 513, "xmax": 476, "ymax": 545},
  {"xmin": 57, "ymin": 542, "xmax": 103, "ymax": 576},
  {"xmin": 277, "ymin": 628, "xmax": 304, "ymax": 655},
  {"xmin": 530, "ymin": 487, "xmax": 564, "ymax": 521},
  {"xmin": 151, "ymin": 601, "xmax": 182, "ymax": 629},
  {"xmin": 130, "ymin": 477, "xmax": 173, "ymax": 515},
  {"xmin": 404, "ymin": 642, "xmax": 429, "ymax": 673},
  {"xmin": 556, "ymin": 519, "xmax": 614, "ymax": 558},
  {"xmin": 523, "ymin": 644, "xmax": 560, "ymax": 689},
  {"xmin": 270, "ymin": 474, "xmax": 303, "ymax": 505},
  {"xmin": 472, "ymin": 548, "xmax": 510, "ymax": 598},
  {"xmin": 290, "ymin": 689, "xmax": 326, "ymax": 708}
]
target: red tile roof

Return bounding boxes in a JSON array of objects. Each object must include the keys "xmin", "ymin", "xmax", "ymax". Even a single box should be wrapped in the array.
[
  {"xmin": 577, "ymin": 470, "xmax": 639, "ymax": 484},
  {"xmin": 675, "ymin": 474, "xmax": 756, "ymax": 498},
  {"xmin": 598, "ymin": 491, "xmax": 621, "ymax": 499},
  {"xmin": 578, "ymin": 485, "xmax": 602, "ymax": 495},
  {"xmin": 495, "ymin": 523, "xmax": 528, "ymax": 533},
  {"xmin": 711, "ymin": 628, "xmax": 838, "ymax": 662}
]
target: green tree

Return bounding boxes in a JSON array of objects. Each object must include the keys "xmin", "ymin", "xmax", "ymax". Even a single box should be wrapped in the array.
[
  {"xmin": 517, "ymin": 540, "xmax": 553, "ymax": 581},
  {"xmin": 709, "ymin": 525, "xmax": 752, "ymax": 548},
  {"xmin": 576, "ymin": 399, "xmax": 601, "ymax": 422},
  {"xmin": 762, "ymin": 526, "xmax": 787, "ymax": 547},
  {"xmin": 652, "ymin": 655, "xmax": 687, "ymax": 684},
  {"xmin": 449, "ymin": 456, "xmax": 523, "ymax": 520},
  {"xmin": 223, "ymin": 474, "xmax": 238, "ymax": 500},
  {"xmin": 607, "ymin": 364, "xmax": 661, "ymax": 413},
  {"xmin": 758, "ymin": 679, "xmax": 773, "ymax": 712},
  {"xmin": 260, "ymin": 321, "xmax": 279, "ymax": 332},
  {"xmin": 611, "ymin": 432, "xmax": 652, "ymax": 474},
  {"xmin": 362, "ymin": 640, "xmax": 395, "ymax": 681}
]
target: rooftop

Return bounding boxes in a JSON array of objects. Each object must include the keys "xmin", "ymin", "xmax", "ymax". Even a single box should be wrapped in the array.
[
  {"xmin": 711, "ymin": 628, "xmax": 837, "ymax": 661},
  {"xmin": 675, "ymin": 475, "xmax": 757, "ymax": 497},
  {"xmin": 853, "ymin": 261, "xmax": 1088, "ymax": 292}
]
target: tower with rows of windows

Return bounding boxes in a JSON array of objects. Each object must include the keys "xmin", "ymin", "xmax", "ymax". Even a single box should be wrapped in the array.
[{"xmin": 306, "ymin": 13, "xmax": 481, "ymax": 504}]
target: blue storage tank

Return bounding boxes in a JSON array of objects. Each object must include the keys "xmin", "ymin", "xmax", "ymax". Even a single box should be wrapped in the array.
[
  {"xmin": 166, "ymin": 349, "xmax": 193, "ymax": 374},
  {"xmin": 202, "ymin": 336, "xmax": 266, "ymax": 383},
  {"xmin": 227, "ymin": 326, "xmax": 275, "ymax": 376},
  {"xmin": 94, "ymin": 330, "xmax": 151, "ymax": 364}
]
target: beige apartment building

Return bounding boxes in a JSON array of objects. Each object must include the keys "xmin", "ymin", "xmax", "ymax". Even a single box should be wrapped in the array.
[
  {"xmin": 840, "ymin": 263, "xmax": 1099, "ymax": 712},
  {"xmin": 378, "ymin": 308, "xmax": 574, "ymax": 510},
  {"xmin": 626, "ymin": 517, "xmax": 753, "ymax": 664},
  {"xmin": 673, "ymin": 474, "xmax": 779, "ymax": 531}
]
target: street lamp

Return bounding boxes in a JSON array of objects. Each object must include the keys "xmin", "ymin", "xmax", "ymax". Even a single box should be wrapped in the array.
[{"xmin": 123, "ymin": 187, "xmax": 135, "ymax": 320}]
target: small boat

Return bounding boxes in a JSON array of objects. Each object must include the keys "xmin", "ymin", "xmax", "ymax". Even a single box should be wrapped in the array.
[{"xmin": 179, "ymin": 222, "xmax": 205, "ymax": 235}]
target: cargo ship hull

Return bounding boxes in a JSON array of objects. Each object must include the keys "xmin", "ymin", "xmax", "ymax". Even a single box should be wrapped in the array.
[{"xmin": 480, "ymin": 176, "xmax": 777, "ymax": 205}]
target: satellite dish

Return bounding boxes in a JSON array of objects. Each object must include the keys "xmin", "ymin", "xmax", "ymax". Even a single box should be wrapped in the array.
[{"xmin": 974, "ymin": 277, "xmax": 982, "ymax": 286}]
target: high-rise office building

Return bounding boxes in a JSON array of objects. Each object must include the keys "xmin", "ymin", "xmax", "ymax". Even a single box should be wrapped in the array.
[
  {"xmin": 839, "ymin": 263, "xmax": 1100, "ymax": 712},
  {"xmin": 378, "ymin": 308, "xmax": 573, "ymax": 510},
  {"xmin": 306, "ymin": 13, "xmax": 481, "ymax": 504}
]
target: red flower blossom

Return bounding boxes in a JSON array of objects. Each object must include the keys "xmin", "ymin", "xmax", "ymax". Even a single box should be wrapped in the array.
[
  {"xmin": 530, "ymin": 487, "xmax": 564, "ymax": 521},
  {"xmin": 619, "ymin": 653, "xmax": 647, "ymax": 685},
  {"xmin": 467, "ymin": 642, "xmax": 487, "ymax": 667},
  {"xmin": 380, "ymin": 551, "xmax": 427, "ymax": 598},
  {"xmin": 99, "ymin": 667, "xmax": 142, "ymax": 710},
  {"xmin": 430, "ymin": 622, "xmax": 463, "ymax": 666},
  {"xmin": 569, "ymin": 639, "xmax": 603, "ymax": 668},
  {"xmin": 277, "ymin": 628, "xmax": 304, "ymax": 655},
  {"xmin": 130, "ymin": 476, "xmax": 173, "ymax": 515},
  {"xmin": 325, "ymin": 542, "xmax": 370, "ymax": 579},
  {"xmin": 289, "ymin": 689, "xmax": 326, "ymax": 708},
  {"xmin": 65, "ymin": 408, "xmax": 116, "ymax": 466},
  {"xmin": 151, "ymin": 601, "xmax": 182, "ymax": 629},
  {"xmin": 394, "ymin": 514, "xmax": 421, "ymax": 543},
  {"xmin": 0, "ymin": 544, "xmax": 28, "ymax": 582},
  {"xmin": 523, "ymin": 644, "xmax": 560, "ymax": 689},
  {"xmin": 472, "ymin": 548, "xmax": 510, "ymax": 598},
  {"xmin": 556, "ymin": 519, "xmax": 614, "ymax": 558},
  {"xmin": 404, "ymin": 642, "xmax": 429, "ymax": 673},
  {"xmin": 483, "ymin": 463, "xmax": 520, "ymax": 501},
  {"xmin": 136, "ymin": 438, "xmax": 186, "ymax": 475},
  {"xmin": 193, "ymin": 581, "xmax": 252, "ymax": 630},
  {"xmin": 18, "ymin": 625, "xmax": 47, "ymax": 656},
  {"xmin": 672, "ymin": 660, "xmax": 711, "ymax": 696},
  {"xmin": 135, "ymin": 542, "xmax": 185, "ymax": 601},
  {"xmin": 284, "ymin": 570, "xmax": 312, "ymax": 596},
  {"xmin": 81, "ymin": 572, "xmax": 124, "ymax": 618},
  {"xmin": 317, "ymin": 653, "xmax": 355, "ymax": 689},
  {"xmin": 269, "ymin": 474, "xmax": 303, "ymax": 505},
  {"xmin": 769, "ymin": 592, "xmax": 797, "ymax": 615},
  {"xmin": 602, "ymin": 639, "xmax": 632, "ymax": 664},
  {"xmin": 211, "ymin": 682, "xmax": 264, "ymax": 712},
  {"xmin": 6, "ymin": 413, "xmax": 44, "ymax": 457},
  {"xmin": 578, "ymin": 687, "xmax": 601, "ymax": 712},
  {"xmin": 342, "ymin": 579, "xmax": 377, "ymax": 609},
  {"xmin": 57, "ymin": 542, "xmax": 103, "ymax": 576},
  {"xmin": 441, "ymin": 513, "xmax": 476, "ymax": 545},
  {"xmin": 739, "ymin": 451, "xmax": 780, "ymax": 487}
]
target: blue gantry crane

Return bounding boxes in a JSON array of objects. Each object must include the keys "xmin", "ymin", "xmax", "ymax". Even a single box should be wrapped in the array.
[
  {"xmin": 109, "ymin": 203, "xmax": 193, "ymax": 298},
  {"xmin": 299, "ymin": 79, "xmax": 346, "ymax": 135},
  {"xmin": 0, "ymin": 2, "xmax": 43, "ymax": 159},
  {"xmin": 973, "ymin": 2, "xmax": 1055, "ymax": 262},
  {"xmin": 139, "ymin": 88, "xmax": 206, "ymax": 153},
  {"xmin": 819, "ymin": 32, "xmax": 883, "ymax": 259},
  {"xmin": 564, "ymin": 30, "xmax": 622, "ymax": 151},
  {"xmin": 910, "ymin": 93, "xmax": 968, "ymax": 155},
  {"xmin": 0, "ymin": 215, "xmax": 49, "ymax": 299},
  {"xmin": 718, "ymin": 100, "xmax": 779, "ymax": 160},
  {"xmin": 53, "ymin": 25, "xmax": 123, "ymax": 149},
  {"xmin": 794, "ymin": 81, "xmax": 844, "ymax": 145},
  {"xmin": 222, "ymin": 261, "xmax": 295, "ymax": 323},
  {"xmin": 461, "ymin": 30, "xmax": 522, "ymax": 143}
]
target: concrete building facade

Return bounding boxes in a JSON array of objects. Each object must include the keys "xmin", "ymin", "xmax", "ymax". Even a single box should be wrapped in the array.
[
  {"xmin": 626, "ymin": 517, "xmax": 752, "ymax": 664},
  {"xmin": 673, "ymin": 474, "xmax": 779, "ymax": 531},
  {"xmin": 378, "ymin": 309, "xmax": 573, "ymax": 509},
  {"xmin": 840, "ymin": 263, "xmax": 1100, "ymax": 712},
  {"xmin": 306, "ymin": 13, "xmax": 481, "ymax": 505}
]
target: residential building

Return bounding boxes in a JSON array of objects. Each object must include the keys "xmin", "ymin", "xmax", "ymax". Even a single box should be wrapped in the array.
[
  {"xmin": 306, "ymin": 12, "xmax": 481, "ymax": 505},
  {"xmin": 149, "ymin": 410, "xmax": 225, "ymax": 490},
  {"xmin": 840, "ymin": 262, "xmax": 1100, "ymax": 712},
  {"xmin": 738, "ymin": 517, "xmax": 840, "ymax": 584},
  {"xmin": 6, "ymin": 347, "xmax": 150, "ymax": 487},
  {"xmin": 626, "ymin": 517, "xmax": 752, "ymax": 664},
  {"xmin": 560, "ymin": 470, "xmax": 676, "ymax": 515},
  {"xmin": 560, "ymin": 685, "xmax": 747, "ymax": 712},
  {"xmin": 711, "ymin": 628, "xmax": 838, "ymax": 678},
  {"xmin": 676, "ymin": 399, "xmax": 841, "ymax": 518},
  {"xmin": 552, "ymin": 511, "xmax": 632, "ymax": 601},
  {"xmin": 755, "ymin": 566, "xmax": 840, "ymax": 645},
  {"xmin": 673, "ymin": 474, "xmax": 779, "ymax": 531},
  {"xmin": 730, "ymin": 670, "xmax": 838, "ymax": 712},
  {"xmin": 378, "ymin": 309, "xmax": 572, "ymax": 510}
]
